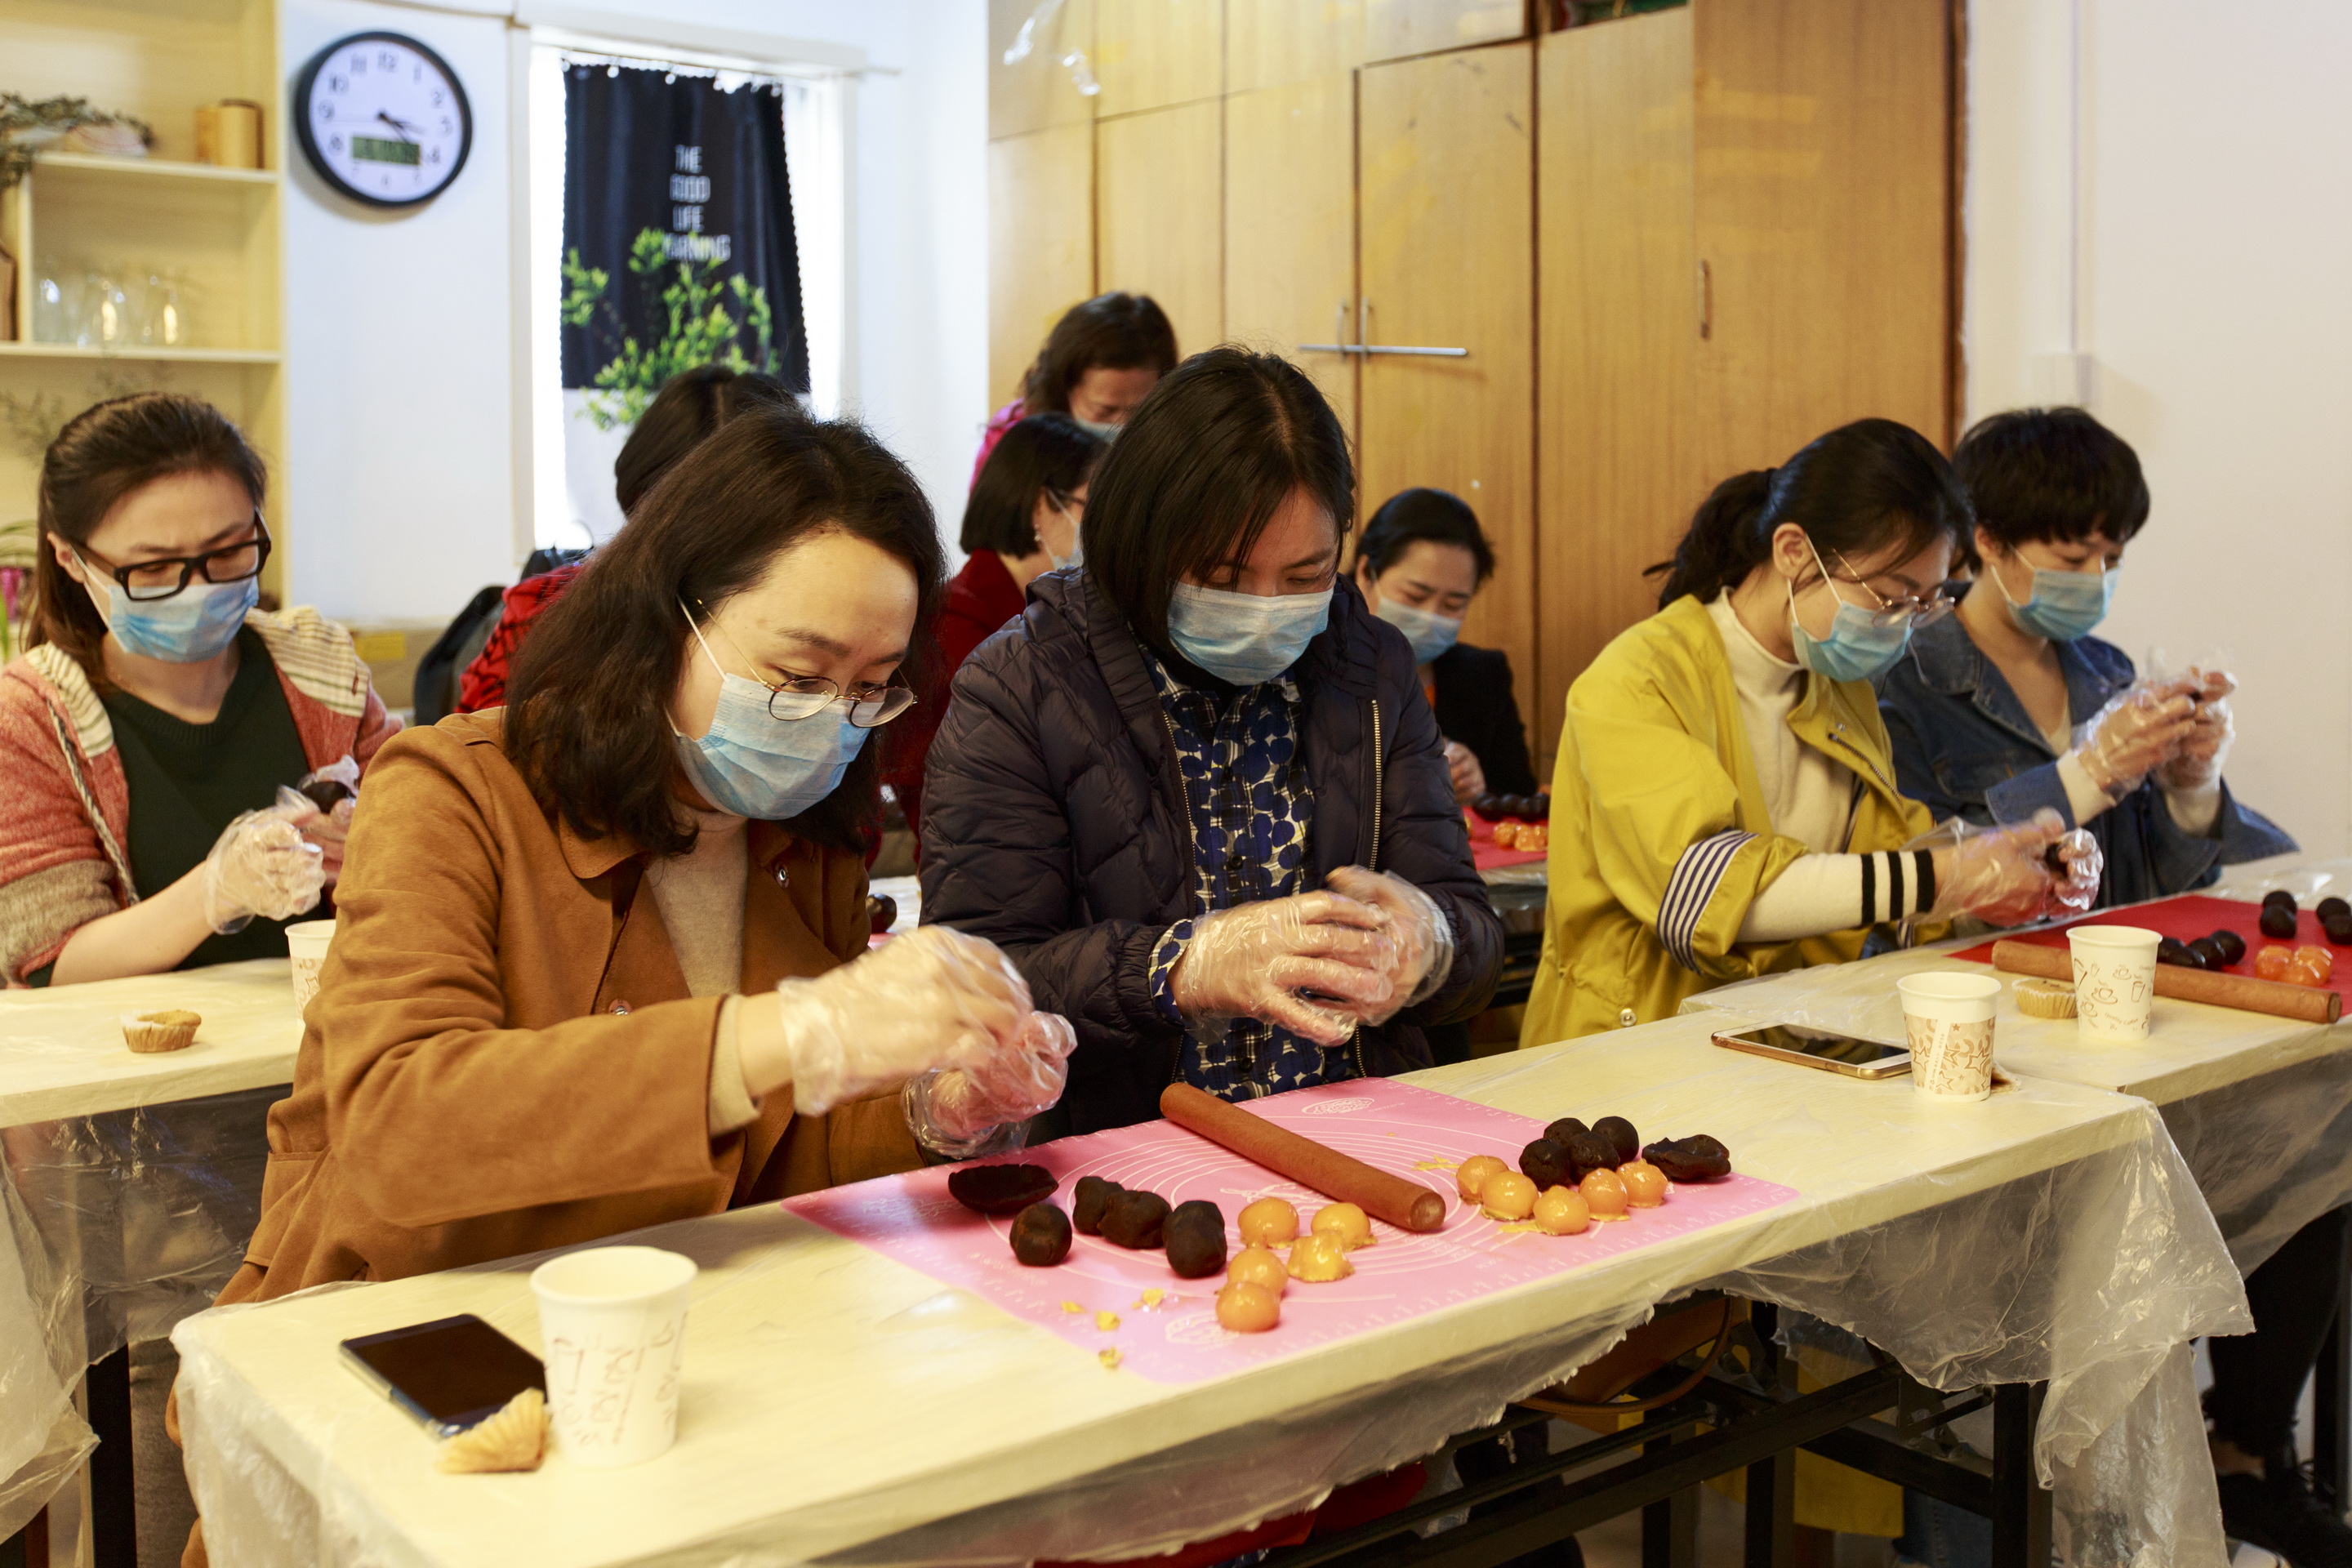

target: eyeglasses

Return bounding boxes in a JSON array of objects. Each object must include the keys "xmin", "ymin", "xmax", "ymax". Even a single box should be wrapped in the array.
[
  {"xmin": 1821, "ymin": 543, "xmax": 1957, "ymax": 630},
  {"xmin": 691, "ymin": 602, "xmax": 918, "ymax": 728},
  {"xmin": 73, "ymin": 512, "xmax": 271, "ymax": 602}
]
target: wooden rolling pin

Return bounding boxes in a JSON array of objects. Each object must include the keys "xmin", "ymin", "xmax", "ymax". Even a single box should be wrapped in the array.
[
  {"xmin": 1991, "ymin": 939, "xmax": 2343, "ymax": 1025},
  {"xmin": 1160, "ymin": 1082, "xmax": 1447, "ymax": 1232}
]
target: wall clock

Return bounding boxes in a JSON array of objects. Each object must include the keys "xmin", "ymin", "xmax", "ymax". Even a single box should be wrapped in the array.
[{"xmin": 294, "ymin": 32, "xmax": 472, "ymax": 208}]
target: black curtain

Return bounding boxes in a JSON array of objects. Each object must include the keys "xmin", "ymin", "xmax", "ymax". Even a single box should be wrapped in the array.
[{"xmin": 560, "ymin": 61, "xmax": 808, "ymax": 393}]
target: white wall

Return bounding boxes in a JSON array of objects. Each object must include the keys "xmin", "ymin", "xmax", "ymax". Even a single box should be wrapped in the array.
[
  {"xmin": 280, "ymin": 0, "xmax": 988, "ymax": 622},
  {"xmin": 1967, "ymin": 0, "xmax": 2352, "ymax": 856}
]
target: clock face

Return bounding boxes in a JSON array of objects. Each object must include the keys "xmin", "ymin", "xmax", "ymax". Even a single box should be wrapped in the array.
[{"xmin": 295, "ymin": 32, "xmax": 472, "ymax": 207}]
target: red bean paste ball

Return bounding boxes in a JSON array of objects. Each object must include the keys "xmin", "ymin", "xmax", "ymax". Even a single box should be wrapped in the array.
[
  {"xmin": 2261, "ymin": 904, "xmax": 2300, "ymax": 941},
  {"xmin": 1010, "ymin": 1202, "xmax": 1071, "ymax": 1267},
  {"xmin": 1544, "ymin": 1116, "xmax": 1589, "ymax": 1148},
  {"xmin": 2327, "ymin": 914, "xmax": 2352, "ymax": 947},
  {"xmin": 1101, "ymin": 1190, "xmax": 1171, "ymax": 1250},
  {"xmin": 1072, "ymin": 1176, "xmax": 1124, "ymax": 1236},
  {"xmin": 1164, "ymin": 1200, "xmax": 1229, "ymax": 1279},
  {"xmin": 1520, "ymin": 1138, "xmax": 1575, "ymax": 1192},
  {"xmin": 1565, "ymin": 1132, "xmax": 1621, "ymax": 1183},
  {"xmin": 2186, "ymin": 936, "xmax": 2229, "ymax": 969},
  {"xmin": 2210, "ymin": 929, "xmax": 2247, "ymax": 966},
  {"xmin": 2157, "ymin": 938, "xmax": 2199, "ymax": 969},
  {"xmin": 2318, "ymin": 896, "xmax": 2351, "ymax": 924},
  {"xmin": 1642, "ymin": 1134, "xmax": 1733, "ymax": 1183},
  {"xmin": 947, "ymin": 1164, "xmax": 1058, "ymax": 1215},
  {"xmin": 1592, "ymin": 1116, "xmax": 1642, "ymax": 1166}
]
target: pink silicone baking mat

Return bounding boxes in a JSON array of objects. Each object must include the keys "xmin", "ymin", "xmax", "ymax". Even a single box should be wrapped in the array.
[{"xmin": 783, "ymin": 1079, "xmax": 1797, "ymax": 1385}]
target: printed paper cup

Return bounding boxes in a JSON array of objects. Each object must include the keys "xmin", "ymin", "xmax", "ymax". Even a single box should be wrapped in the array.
[
  {"xmin": 285, "ymin": 920, "xmax": 336, "ymax": 1015},
  {"xmin": 531, "ymin": 1245, "xmax": 697, "ymax": 1467},
  {"xmin": 2068, "ymin": 925, "xmax": 2161, "ymax": 1043},
  {"xmin": 1896, "ymin": 972, "xmax": 2002, "ymax": 1100}
]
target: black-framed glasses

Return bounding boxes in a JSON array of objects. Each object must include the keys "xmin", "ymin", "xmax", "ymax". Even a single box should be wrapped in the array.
[
  {"xmin": 74, "ymin": 512, "xmax": 272, "ymax": 603},
  {"xmin": 688, "ymin": 599, "xmax": 919, "ymax": 728}
]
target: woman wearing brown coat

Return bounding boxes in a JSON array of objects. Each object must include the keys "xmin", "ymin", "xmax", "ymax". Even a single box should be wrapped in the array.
[{"xmin": 213, "ymin": 410, "xmax": 1075, "ymax": 1307}]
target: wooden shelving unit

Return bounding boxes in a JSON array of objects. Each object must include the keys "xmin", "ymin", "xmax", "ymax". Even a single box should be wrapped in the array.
[{"xmin": 0, "ymin": 0, "xmax": 289, "ymax": 599}]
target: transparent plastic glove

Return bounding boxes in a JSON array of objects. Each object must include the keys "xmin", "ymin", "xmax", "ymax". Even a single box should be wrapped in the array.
[
  {"xmin": 2155, "ymin": 670, "xmax": 2236, "ymax": 795},
  {"xmin": 902, "ymin": 1012, "xmax": 1078, "ymax": 1159},
  {"xmin": 773, "ymin": 925, "xmax": 1027, "ymax": 1116},
  {"xmin": 2070, "ymin": 680, "xmax": 2199, "ymax": 799},
  {"xmin": 1442, "ymin": 739, "xmax": 1486, "ymax": 806},
  {"xmin": 283, "ymin": 755, "xmax": 362, "ymax": 882},
  {"xmin": 1324, "ymin": 866, "xmax": 1455, "ymax": 1023},
  {"xmin": 1927, "ymin": 808, "xmax": 2097, "ymax": 927},
  {"xmin": 1169, "ymin": 892, "xmax": 1397, "ymax": 1048},
  {"xmin": 198, "ymin": 810, "xmax": 327, "ymax": 933}
]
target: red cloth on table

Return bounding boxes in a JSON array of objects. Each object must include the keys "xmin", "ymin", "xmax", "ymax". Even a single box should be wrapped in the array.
[
  {"xmin": 455, "ymin": 563, "xmax": 586, "ymax": 714},
  {"xmin": 883, "ymin": 547, "xmax": 1028, "ymax": 850}
]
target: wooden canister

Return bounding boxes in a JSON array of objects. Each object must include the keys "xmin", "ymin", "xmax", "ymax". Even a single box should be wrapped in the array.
[{"xmin": 196, "ymin": 100, "xmax": 264, "ymax": 169}]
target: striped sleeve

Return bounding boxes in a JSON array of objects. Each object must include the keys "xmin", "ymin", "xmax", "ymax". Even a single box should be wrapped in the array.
[{"xmin": 1659, "ymin": 830, "xmax": 1758, "ymax": 971}]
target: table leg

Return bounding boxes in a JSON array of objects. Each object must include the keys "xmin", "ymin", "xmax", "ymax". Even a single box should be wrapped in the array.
[
  {"xmin": 1638, "ymin": 1414, "xmax": 1698, "ymax": 1568},
  {"xmin": 1741, "ymin": 1450, "xmax": 1794, "ymax": 1568},
  {"xmin": 87, "ymin": 1346, "xmax": 136, "ymax": 1568},
  {"xmin": 1989, "ymin": 1383, "xmax": 2051, "ymax": 1567},
  {"xmin": 2317, "ymin": 1275, "xmax": 2349, "ymax": 1508}
]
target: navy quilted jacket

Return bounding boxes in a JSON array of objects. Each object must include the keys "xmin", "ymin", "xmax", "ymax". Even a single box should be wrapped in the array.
[{"xmin": 918, "ymin": 569, "xmax": 1504, "ymax": 1134}]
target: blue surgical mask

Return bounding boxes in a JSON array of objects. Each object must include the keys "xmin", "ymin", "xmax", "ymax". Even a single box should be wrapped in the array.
[
  {"xmin": 1373, "ymin": 595, "xmax": 1462, "ymax": 666},
  {"xmin": 1045, "ymin": 500, "xmax": 1083, "ymax": 572},
  {"xmin": 1166, "ymin": 581, "xmax": 1332, "ymax": 686},
  {"xmin": 92, "ymin": 573, "xmax": 256, "ymax": 663},
  {"xmin": 1074, "ymin": 417, "xmax": 1120, "ymax": 442},
  {"xmin": 670, "ymin": 611, "xmax": 871, "ymax": 821},
  {"xmin": 1786, "ymin": 541, "xmax": 1913, "ymax": 684},
  {"xmin": 1993, "ymin": 555, "xmax": 2115, "ymax": 642}
]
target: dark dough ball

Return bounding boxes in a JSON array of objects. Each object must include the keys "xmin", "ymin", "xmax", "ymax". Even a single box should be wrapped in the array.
[
  {"xmin": 1565, "ymin": 1132, "xmax": 1621, "ymax": 1183},
  {"xmin": 2265, "ymin": 889, "xmax": 2298, "ymax": 911},
  {"xmin": 1100, "ymin": 1190, "xmax": 1171, "ymax": 1250},
  {"xmin": 1592, "ymin": 1116, "xmax": 1641, "ymax": 1165},
  {"xmin": 1544, "ymin": 1117, "xmax": 1590, "ymax": 1148},
  {"xmin": 1642, "ymin": 1134, "xmax": 1732, "ymax": 1183},
  {"xmin": 1163, "ymin": 1200, "xmax": 1228, "ymax": 1279},
  {"xmin": 2210, "ymin": 930, "xmax": 2248, "ymax": 966},
  {"xmin": 1010, "ymin": 1203, "xmax": 1072, "ymax": 1267},
  {"xmin": 1071, "ymin": 1176, "xmax": 1124, "ymax": 1236},
  {"xmin": 2319, "ymin": 897, "xmax": 2350, "ymax": 924},
  {"xmin": 1520, "ymin": 1138, "xmax": 1575, "ymax": 1191},
  {"xmin": 299, "ymin": 778, "xmax": 354, "ymax": 813},
  {"xmin": 1471, "ymin": 793, "xmax": 1505, "ymax": 822},
  {"xmin": 2261, "ymin": 905, "xmax": 2300, "ymax": 941},
  {"xmin": 2157, "ymin": 936, "xmax": 2191, "ymax": 962},
  {"xmin": 947, "ymin": 1164, "xmax": 1058, "ymax": 1215},
  {"xmin": 2187, "ymin": 938, "xmax": 2229, "ymax": 969},
  {"xmin": 2326, "ymin": 914, "xmax": 2352, "ymax": 947},
  {"xmin": 1530, "ymin": 793, "xmax": 1552, "ymax": 820}
]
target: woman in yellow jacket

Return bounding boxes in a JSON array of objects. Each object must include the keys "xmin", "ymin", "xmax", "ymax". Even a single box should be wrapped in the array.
[{"xmin": 1524, "ymin": 418, "xmax": 2101, "ymax": 1048}]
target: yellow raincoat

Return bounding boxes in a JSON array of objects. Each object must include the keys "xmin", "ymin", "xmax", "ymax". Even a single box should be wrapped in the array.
[{"xmin": 1521, "ymin": 593, "xmax": 1937, "ymax": 1049}]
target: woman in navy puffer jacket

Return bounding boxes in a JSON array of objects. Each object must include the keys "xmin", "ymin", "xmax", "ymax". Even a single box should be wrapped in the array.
[{"xmin": 919, "ymin": 349, "xmax": 1503, "ymax": 1136}]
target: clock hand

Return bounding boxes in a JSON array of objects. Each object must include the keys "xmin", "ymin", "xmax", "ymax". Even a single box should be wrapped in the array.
[{"xmin": 376, "ymin": 110, "xmax": 421, "ymax": 139}]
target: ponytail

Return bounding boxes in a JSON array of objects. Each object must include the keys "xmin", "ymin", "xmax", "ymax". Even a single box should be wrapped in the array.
[
  {"xmin": 1646, "ymin": 419, "xmax": 1968, "ymax": 612},
  {"xmin": 1648, "ymin": 468, "xmax": 1777, "ymax": 608}
]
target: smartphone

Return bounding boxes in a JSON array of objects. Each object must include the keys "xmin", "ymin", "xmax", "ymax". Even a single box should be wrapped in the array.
[
  {"xmin": 1712, "ymin": 1024, "xmax": 1912, "ymax": 1079},
  {"xmin": 341, "ymin": 1314, "xmax": 544, "ymax": 1438}
]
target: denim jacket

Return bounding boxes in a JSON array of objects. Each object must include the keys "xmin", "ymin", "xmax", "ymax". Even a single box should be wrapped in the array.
[{"xmin": 1877, "ymin": 612, "xmax": 2295, "ymax": 909}]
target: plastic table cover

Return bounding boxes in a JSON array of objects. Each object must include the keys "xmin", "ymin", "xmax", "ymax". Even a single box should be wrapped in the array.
[
  {"xmin": 1682, "ymin": 866, "xmax": 2352, "ymax": 1276},
  {"xmin": 171, "ymin": 1013, "xmax": 2245, "ymax": 1568}
]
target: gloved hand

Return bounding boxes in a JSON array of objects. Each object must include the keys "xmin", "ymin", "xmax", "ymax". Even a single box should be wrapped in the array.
[
  {"xmin": 903, "ymin": 1011, "xmax": 1078, "ymax": 1159},
  {"xmin": 1325, "ymin": 866, "xmax": 1455, "ymax": 1023},
  {"xmin": 2070, "ymin": 680, "xmax": 2199, "ymax": 799},
  {"xmin": 275, "ymin": 755, "xmax": 362, "ymax": 883},
  {"xmin": 771, "ymin": 925, "xmax": 1028, "ymax": 1115},
  {"xmin": 1169, "ymin": 891, "xmax": 1397, "ymax": 1047},
  {"xmin": 1928, "ymin": 808, "xmax": 2100, "ymax": 927},
  {"xmin": 2154, "ymin": 669, "xmax": 2236, "ymax": 795},
  {"xmin": 1442, "ymin": 740, "xmax": 1486, "ymax": 806},
  {"xmin": 199, "ymin": 810, "xmax": 327, "ymax": 933}
]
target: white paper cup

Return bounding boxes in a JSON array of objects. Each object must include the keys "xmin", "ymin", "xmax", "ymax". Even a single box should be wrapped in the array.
[
  {"xmin": 284, "ymin": 920, "xmax": 336, "ymax": 1015},
  {"xmin": 1896, "ymin": 972, "xmax": 2002, "ymax": 1100},
  {"xmin": 531, "ymin": 1245, "xmax": 697, "ymax": 1467},
  {"xmin": 2067, "ymin": 924, "xmax": 2162, "ymax": 1044}
]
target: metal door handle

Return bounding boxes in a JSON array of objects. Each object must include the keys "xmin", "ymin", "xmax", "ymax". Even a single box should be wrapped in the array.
[
  {"xmin": 1356, "ymin": 298, "xmax": 1468, "ymax": 359},
  {"xmin": 1299, "ymin": 300, "xmax": 1366, "ymax": 355}
]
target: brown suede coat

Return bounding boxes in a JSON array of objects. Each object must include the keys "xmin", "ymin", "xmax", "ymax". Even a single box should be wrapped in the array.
[{"xmin": 217, "ymin": 711, "xmax": 918, "ymax": 1304}]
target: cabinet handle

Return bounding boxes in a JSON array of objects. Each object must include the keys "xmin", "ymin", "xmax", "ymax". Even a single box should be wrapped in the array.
[
  {"xmin": 1355, "ymin": 298, "xmax": 1469, "ymax": 359},
  {"xmin": 1698, "ymin": 259, "xmax": 1713, "ymax": 341},
  {"xmin": 1298, "ymin": 299, "xmax": 1365, "ymax": 355}
]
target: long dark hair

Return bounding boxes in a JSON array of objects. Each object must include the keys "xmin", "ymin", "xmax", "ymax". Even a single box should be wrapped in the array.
[
  {"xmin": 1358, "ymin": 488, "xmax": 1494, "ymax": 583},
  {"xmin": 32, "ymin": 393, "xmax": 268, "ymax": 688},
  {"xmin": 505, "ymin": 411, "xmax": 945, "ymax": 857},
  {"xmin": 1648, "ymin": 418, "xmax": 1970, "ymax": 609},
  {"xmin": 1020, "ymin": 292, "xmax": 1178, "ymax": 412},
  {"xmin": 960, "ymin": 414, "xmax": 1103, "ymax": 555},
  {"xmin": 1084, "ymin": 347, "xmax": 1355, "ymax": 653},
  {"xmin": 1950, "ymin": 407, "xmax": 2149, "ymax": 572},
  {"xmin": 614, "ymin": 365, "xmax": 802, "ymax": 515}
]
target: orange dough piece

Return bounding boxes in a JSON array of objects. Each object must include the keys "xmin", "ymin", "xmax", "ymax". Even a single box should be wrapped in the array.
[
  {"xmin": 1286, "ymin": 1233, "xmax": 1354, "ymax": 1282},
  {"xmin": 1619, "ymin": 1161, "xmax": 1668, "ymax": 1208},
  {"xmin": 1492, "ymin": 822, "xmax": 1519, "ymax": 849},
  {"xmin": 1312, "ymin": 1202, "xmax": 1374, "ymax": 1250},
  {"xmin": 1227, "ymin": 1245, "xmax": 1289, "ymax": 1295},
  {"xmin": 1217, "ymin": 1281, "xmax": 1281, "ymax": 1333},
  {"xmin": 1457, "ymin": 1155, "xmax": 1508, "ymax": 1205},
  {"xmin": 2287, "ymin": 956, "xmax": 2333, "ymax": 989},
  {"xmin": 1532, "ymin": 1186, "xmax": 1589, "ymax": 1236},
  {"xmin": 1580, "ymin": 1168, "xmax": 1630, "ymax": 1221},
  {"xmin": 2256, "ymin": 945, "xmax": 2295, "ymax": 981},
  {"xmin": 1238, "ymin": 1197, "xmax": 1300, "ymax": 1248},
  {"xmin": 1519, "ymin": 823, "xmax": 1548, "ymax": 852},
  {"xmin": 1481, "ymin": 1171, "xmax": 1538, "ymax": 1221}
]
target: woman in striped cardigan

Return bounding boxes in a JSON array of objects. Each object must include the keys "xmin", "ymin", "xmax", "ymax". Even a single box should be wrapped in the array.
[{"xmin": 0, "ymin": 394, "xmax": 398, "ymax": 987}]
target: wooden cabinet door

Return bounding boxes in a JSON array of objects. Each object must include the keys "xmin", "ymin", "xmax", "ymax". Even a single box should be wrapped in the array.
[
  {"xmin": 1095, "ymin": 0, "xmax": 1223, "ymax": 116},
  {"xmin": 1694, "ymin": 0, "xmax": 1953, "ymax": 477},
  {"xmin": 1097, "ymin": 101, "xmax": 1225, "ymax": 359},
  {"xmin": 990, "ymin": 124, "xmax": 1096, "ymax": 408},
  {"xmin": 990, "ymin": 0, "xmax": 1097, "ymax": 140},
  {"xmin": 1359, "ymin": 44, "xmax": 1536, "ymax": 737},
  {"xmin": 1227, "ymin": 0, "xmax": 1365, "ymax": 94},
  {"xmin": 1225, "ymin": 74, "xmax": 1359, "ymax": 441},
  {"xmin": 1535, "ymin": 10, "xmax": 1699, "ymax": 766},
  {"xmin": 1365, "ymin": 0, "xmax": 1528, "ymax": 66}
]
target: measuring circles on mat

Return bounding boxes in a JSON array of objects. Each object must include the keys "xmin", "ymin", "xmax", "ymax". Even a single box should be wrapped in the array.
[{"xmin": 295, "ymin": 32, "xmax": 474, "ymax": 208}]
